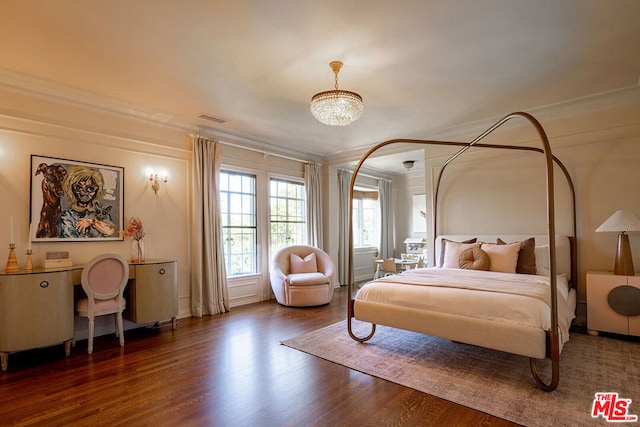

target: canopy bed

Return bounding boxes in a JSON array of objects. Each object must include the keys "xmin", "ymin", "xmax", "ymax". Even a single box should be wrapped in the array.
[{"xmin": 347, "ymin": 112, "xmax": 577, "ymax": 392}]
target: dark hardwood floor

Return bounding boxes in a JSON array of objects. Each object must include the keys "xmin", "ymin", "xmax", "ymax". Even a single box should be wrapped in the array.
[{"xmin": 0, "ymin": 287, "xmax": 519, "ymax": 426}]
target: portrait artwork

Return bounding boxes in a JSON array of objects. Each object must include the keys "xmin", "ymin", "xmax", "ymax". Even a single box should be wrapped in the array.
[{"xmin": 30, "ymin": 155, "xmax": 124, "ymax": 242}]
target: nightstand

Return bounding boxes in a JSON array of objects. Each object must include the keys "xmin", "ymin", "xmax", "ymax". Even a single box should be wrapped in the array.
[{"xmin": 586, "ymin": 271, "xmax": 640, "ymax": 337}]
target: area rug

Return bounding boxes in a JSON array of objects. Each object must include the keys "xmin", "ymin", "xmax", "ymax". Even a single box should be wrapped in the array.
[{"xmin": 282, "ymin": 320, "xmax": 640, "ymax": 426}]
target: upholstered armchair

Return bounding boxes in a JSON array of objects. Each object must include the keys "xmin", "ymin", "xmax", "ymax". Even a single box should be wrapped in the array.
[{"xmin": 270, "ymin": 245, "xmax": 335, "ymax": 307}]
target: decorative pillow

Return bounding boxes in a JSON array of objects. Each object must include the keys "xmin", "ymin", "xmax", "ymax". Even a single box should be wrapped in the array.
[
  {"xmin": 534, "ymin": 245, "xmax": 550, "ymax": 276},
  {"xmin": 480, "ymin": 242, "xmax": 521, "ymax": 274},
  {"xmin": 497, "ymin": 237, "xmax": 536, "ymax": 275},
  {"xmin": 290, "ymin": 253, "xmax": 318, "ymax": 274},
  {"xmin": 442, "ymin": 241, "xmax": 481, "ymax": 269},
  {"xmin": 439, "ymin": 238, "xmax": 477, "ymax": 267},
  {"xmin": 458, "ymin": 247, "xmax": 490, "ymax": 271}
]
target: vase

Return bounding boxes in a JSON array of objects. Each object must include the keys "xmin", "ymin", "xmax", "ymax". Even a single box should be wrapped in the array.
[{"xmin": 131, "ymin": 239, "xmax": 145, "ymax": 263}]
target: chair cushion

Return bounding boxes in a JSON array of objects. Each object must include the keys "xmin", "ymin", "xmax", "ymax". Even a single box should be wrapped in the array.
[
  {"xmin": 287, "ymin": 272, "xmax": 329, "ymax": 286},
  {"xmin": 290, "ymin": 253, "xmax": 318, "ymax": 274},
  {"xmin": 75, "ymin": 297, "xmax": 124, "ymax": 316}
]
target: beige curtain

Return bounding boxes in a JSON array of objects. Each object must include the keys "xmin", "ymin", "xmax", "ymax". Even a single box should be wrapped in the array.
[
  {"xmin": 378, "ymin": 179, "xmax": 394, "ymax": 258},
  {"xmin": 304, "ymin": 163, "xmax": 323, "ymax": 247},
  {"xmin": 337, "ymin": 169, "xmax": 352, "ymax": 286},
  {"xmin": 191, "ymin": 135, "xmax": 229, "ymax": 316}
]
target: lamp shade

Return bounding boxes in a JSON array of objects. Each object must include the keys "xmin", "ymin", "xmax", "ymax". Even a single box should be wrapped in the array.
[{"xmin": 595, "ymin": 210, "xmax": 640, "ymax": 233}]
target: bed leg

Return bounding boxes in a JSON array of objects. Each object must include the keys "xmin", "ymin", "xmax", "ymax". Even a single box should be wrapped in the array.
[
  {"xmin": 529, "ymin": 356, "xmax": 559, "ymax": 392},
  {"xmin": 347, "ymin": 316, "xmax": 377, "ymax": 343}
]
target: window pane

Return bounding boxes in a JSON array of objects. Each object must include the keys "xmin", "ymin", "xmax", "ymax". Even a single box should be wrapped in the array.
[
  {"xmin": 353, "ymin": 192, "xmax": 379, "ymax": 248},
  {"xmin": 269, "ymin": 178, "xmax": 306, "ymax": 254},
  {"xmin": 220, "ymin": 171, "xmax": 257, "ymax": 276}
]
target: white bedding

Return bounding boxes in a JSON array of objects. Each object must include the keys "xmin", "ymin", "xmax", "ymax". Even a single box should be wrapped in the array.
[{"xmin": 355, "ymin": 267, "xmax": 576, "ymax": 345}]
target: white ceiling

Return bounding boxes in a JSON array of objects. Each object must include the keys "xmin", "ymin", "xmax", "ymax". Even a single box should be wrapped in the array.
[{"xmin": 1, "ymin": 0, "xmax": 640, "ymax": 170}]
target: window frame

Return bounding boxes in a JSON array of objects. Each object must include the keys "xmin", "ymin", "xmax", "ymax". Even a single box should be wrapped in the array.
[
  {"xmin": 219, "ymin": 169, "xmax": 258, "ymax": 277},
  {"xmin": 352, "ymin": 187, "xmax": 379, "ymax": 249},
  {"xmin": 268, "ymin": 175, "xmax": 307, "ymax": 255}
]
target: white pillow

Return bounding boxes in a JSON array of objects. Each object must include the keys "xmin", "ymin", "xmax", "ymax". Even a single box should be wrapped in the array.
[
  {"xmin": 443, "ymin": 241, "xmax": 481, "ymax": 269},
  {"xmin": 480, "ymin": 242, "xmax": 521, "ymax": 273},
  {"xmin": 535, "ymin": 245, "xmax": 550, "ymax": 276},
  {"xmin": 290, "ymin": 253, "xmax": 318, "ymax": 274}
]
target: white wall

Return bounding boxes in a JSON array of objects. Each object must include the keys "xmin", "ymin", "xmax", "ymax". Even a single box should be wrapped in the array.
[
  {"xmin": 1, "ymin": 79, "xmax": 335, "ymax": 316},
  {"xmin": 0, "ymin": 88, "xmax": 192, "ymax": 318},
  {"xmin": 3, "ymin": 74, "xmax": 640, "ymax": 329},
  {"xmin": 386, "ymin": 90, "xmax": 640, "ymax": 325}
]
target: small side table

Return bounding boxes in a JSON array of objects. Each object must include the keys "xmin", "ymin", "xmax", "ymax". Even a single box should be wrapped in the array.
[{"xmin": 586, "ymin": 271, "xmax": 640, "ymax": 337}]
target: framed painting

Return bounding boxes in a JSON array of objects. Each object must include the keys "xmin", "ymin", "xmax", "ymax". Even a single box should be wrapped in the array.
[{"xmin": 30, "ymin": 155, "xmax": 124, "ymax": 242}]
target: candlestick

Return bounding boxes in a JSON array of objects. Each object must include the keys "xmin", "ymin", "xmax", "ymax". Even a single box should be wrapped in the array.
[
  {"xmin": 5, "ymin": 243, "xmax": 19, "ymax": 274},
  {"xmin": 25, "ymin": 249, "xmax": 33, "ymax": 272},
  {"xmin": 10, "ymin": 216, "xmax": 15, "ymax": 245},
  {"xmin": 27, "ymin": 223, "xmax": 33, "ymax": 251}
]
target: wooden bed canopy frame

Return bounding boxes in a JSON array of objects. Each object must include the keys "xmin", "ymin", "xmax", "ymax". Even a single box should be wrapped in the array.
[{"xmin": 347, "ymin": 111, "xmax": 577, "ymax": 391}]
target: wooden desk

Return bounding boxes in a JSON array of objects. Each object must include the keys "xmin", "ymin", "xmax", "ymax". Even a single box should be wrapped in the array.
[{"xmin": 0, "ymin": 259, "xmax": 177, "ymax": 371}]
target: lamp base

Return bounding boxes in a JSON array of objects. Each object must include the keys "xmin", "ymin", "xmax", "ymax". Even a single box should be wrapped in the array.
[{"xmin": 614, "ymin": 232, "xmax": 635, "ymax": 276}]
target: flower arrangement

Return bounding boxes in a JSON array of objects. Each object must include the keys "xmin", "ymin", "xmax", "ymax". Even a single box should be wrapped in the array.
[{"xmin": 120, "ymin": 217, "xmax": 145, "ymax": 241}]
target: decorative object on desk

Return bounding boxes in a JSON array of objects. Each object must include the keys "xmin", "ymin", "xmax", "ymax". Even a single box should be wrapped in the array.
[
  {"xmin": 24, "ymin": 250, "xmax": 33, "ymax": 272},
  {"xmin": 310, "ymin": 61, "xmax": 363, "ymax": 126},
  {"xmin": 5, "ymin": 216, "xmax": 19, "ymax": 273},
  {"xmin": 30, "ymin": 155, "xmax": 124, "ymax": 242},
  {"xmin": 120, "ymin": 216, "xmax": 146, "ymax": 263},
  {"xmin": 5, "ymin": 244, "xmax": 19, "ymax": 274},
  {"xmin": 595, "ymin": 209, "xmax": 640, "ymax": 275},
  {"xmin": 131, "ymin": 239, "xmax": 145, "ymax": 263},
  {"xmin": 25, "ymin": 223, "xmax": 34, "ymax": 271},
  {"xmin": 44, "ymin": 251, "xmax": 72, "ymax": 269}
]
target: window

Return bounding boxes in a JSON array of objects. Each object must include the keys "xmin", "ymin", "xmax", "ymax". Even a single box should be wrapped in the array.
[
  {"xmin": 219, "ymin": 171, "xmax": 257, "ymax": 276},
  {"xmin": 270, "ymin": 178, "xmax": 306, "ymax": 253},
  {"xmin": 352, "ymin": 190, "xmax": 379, "ymax": 248}
]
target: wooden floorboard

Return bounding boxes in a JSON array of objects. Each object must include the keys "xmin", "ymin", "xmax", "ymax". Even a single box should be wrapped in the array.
[{"xmin": 0, "ymin": 287, "xmax": 518, "ymax": 426}]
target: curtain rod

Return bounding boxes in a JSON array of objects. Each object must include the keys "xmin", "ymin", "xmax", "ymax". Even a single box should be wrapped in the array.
[{"xmin": 189, "ymin": 133, "xmax": 319, "ymax": 165}]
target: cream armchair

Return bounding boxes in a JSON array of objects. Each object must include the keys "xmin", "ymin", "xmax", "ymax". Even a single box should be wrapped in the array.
[{"xmin": 270, "ymin": 245, "xmax": 335, "ymax": 307}]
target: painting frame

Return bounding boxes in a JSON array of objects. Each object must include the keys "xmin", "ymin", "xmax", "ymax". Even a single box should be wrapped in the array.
[{"xmin": 30, "ymin": 155, "xmax": 125, "ymax": 242}]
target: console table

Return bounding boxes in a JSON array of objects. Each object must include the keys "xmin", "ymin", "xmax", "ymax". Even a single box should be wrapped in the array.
[{"xmin": 0, "ymin": 259, "xmax": 177, "ymax": 371}]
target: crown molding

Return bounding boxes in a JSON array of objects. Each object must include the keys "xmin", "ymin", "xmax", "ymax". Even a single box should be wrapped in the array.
[
  {"xmin": 2, "ymin": 67, "xmax": 638, "ymax": 167},
  {"xmin": 0, "ymin": 67, "xmax": 322, "ymax": 163}
]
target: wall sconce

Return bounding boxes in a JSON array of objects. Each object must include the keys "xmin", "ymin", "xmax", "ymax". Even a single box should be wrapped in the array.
[{"xmin": 149, "ymin": 171, "xmax": 168, "ymax": 194}]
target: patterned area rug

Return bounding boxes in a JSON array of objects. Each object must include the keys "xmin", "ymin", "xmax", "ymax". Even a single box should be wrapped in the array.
[{"xmin": 282, "ymin": 320, "xmax": 640, "ymax": 426}]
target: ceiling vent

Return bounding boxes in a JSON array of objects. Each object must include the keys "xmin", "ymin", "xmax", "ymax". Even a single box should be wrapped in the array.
[{"xmin": 197, "ymin": 113, "xmax": 228, "ymax": 124}]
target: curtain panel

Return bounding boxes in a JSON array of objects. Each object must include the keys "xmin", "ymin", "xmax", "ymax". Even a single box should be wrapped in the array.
[
  {"xmin": 378, "ymin": 179, "xmax": 394, "ymax": 259},
  {"xmin": 337, "ymin": 169, "xmax": 352, "ymax": 287},
  {"xmin": 304, "ymin": 163, "xmax": 323, "ymax": 248},
  {"xmin": 191, "ymin": 136, "xmax": 230, "ymax": 316}
]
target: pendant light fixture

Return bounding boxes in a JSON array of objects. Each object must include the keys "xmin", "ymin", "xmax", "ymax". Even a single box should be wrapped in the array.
[{"xmin": 310, "ymin": 61, "xmax": 363, "ymax": 126}]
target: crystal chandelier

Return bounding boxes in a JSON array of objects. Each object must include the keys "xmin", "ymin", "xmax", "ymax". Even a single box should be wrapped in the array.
[{"xmin": 310, "ymin": 61, "xmax": 363, "ymax": 126}]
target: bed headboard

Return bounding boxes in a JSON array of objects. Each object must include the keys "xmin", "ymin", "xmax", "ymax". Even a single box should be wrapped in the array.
[{"xmin": 435, "ymin": 234, "xmax": 574, "ymax": 285}]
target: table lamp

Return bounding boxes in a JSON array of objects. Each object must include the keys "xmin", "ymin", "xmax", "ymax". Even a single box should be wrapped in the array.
[{"xmin": 595, "ymin": 210, "xmax": 640, "ymax": 275}]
